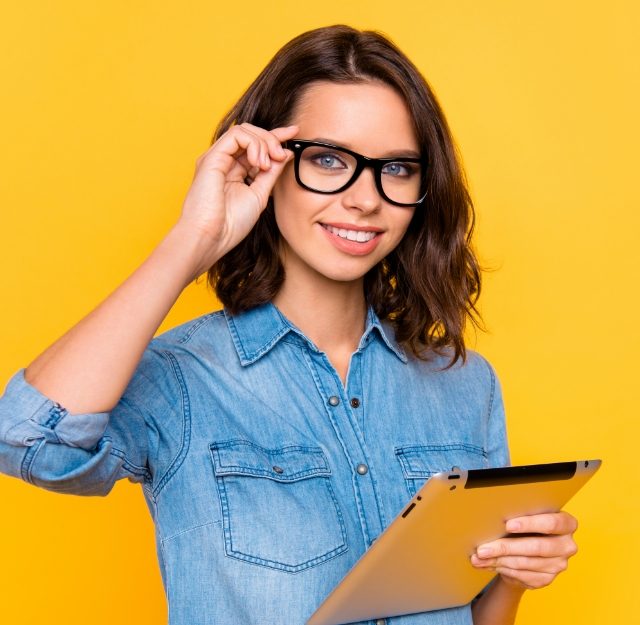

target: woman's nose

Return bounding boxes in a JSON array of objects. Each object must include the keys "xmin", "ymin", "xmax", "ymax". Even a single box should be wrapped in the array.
[{"xmin": 341, "ymin": 167, "xmax": 382, "ymax": 213}]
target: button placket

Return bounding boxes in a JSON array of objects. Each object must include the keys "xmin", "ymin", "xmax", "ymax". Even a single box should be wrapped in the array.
[{"xmin": 304, "ymin": 349, "xmax": 385, "ymax": 548}]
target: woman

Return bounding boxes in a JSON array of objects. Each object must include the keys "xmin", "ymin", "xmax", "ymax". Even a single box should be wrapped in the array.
[{"xmin": 0, "ymin": 25, "xmax": 578, "ymax": 625}]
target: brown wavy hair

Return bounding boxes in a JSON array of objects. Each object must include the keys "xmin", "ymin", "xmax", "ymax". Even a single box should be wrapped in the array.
[{"xmin": 207, "ymin": 25, "xmax": 482, "ymax": 365}]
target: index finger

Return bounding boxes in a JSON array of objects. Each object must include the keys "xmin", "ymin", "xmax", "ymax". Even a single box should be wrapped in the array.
[
  {"xmin": 237, "ymin": 123, "xmax": 299, "ymax": 159},
  {"xmin": 506, "ymin": 511, "xmax": 578, "ymax": 536}
]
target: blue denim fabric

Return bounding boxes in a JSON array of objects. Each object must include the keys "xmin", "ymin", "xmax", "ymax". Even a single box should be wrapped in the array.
[{"xmin": 0, "ymin": 302, "xmax": 510, "ymax": 625}]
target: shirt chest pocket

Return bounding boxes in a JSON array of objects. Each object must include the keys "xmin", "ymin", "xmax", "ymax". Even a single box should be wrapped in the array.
[
  {"xmin": 209, "ymin": 440, "xmax": 348, "ymax": 573},
  {"xmin": 394, "ymin": 443, "xmax": 489, "ymax": 498}
]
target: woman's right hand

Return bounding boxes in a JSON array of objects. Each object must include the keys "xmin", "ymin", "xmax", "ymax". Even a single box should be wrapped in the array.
[
  {"xmin": 21, "ymin": 123, "xmax": 299, "ymax": 414},
  {"xmin": 177, "ymin": 122, "xmax": 299, "ymax": 276}
]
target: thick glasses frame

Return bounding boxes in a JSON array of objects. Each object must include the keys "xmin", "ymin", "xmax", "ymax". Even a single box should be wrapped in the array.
[{"xmin": 283, "ymin": 140, "xmax": 428, "ymax": 207}]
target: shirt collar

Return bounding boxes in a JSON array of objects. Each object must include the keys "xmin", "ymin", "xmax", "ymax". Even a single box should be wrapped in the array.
[{"xmin": 225, "ymin": 302, "xmax": 407, "ymax": 366}]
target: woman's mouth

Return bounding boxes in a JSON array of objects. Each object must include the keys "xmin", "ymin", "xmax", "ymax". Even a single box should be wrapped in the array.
[
  {"xmin": 319, "ymin": 223, "xmax": 383, "ymax": 256},
  {"xmin": 321, "ymin": 224, "xmax": 378, "ymax": 243}
]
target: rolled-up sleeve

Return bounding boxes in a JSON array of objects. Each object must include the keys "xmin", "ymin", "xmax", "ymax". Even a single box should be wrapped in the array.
[{"xmin": 0, "ymin": 365, "xmax": 152, "ymax": 497}]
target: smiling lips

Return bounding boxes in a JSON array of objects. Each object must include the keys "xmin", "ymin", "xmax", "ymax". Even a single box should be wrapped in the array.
[
  {"xmin": 321, "ymin": 223, "xmax": 380, "ymax": 243},
  {"xmin": 319, "ymin": 222, "xmax": 383, "ymax": 256}
]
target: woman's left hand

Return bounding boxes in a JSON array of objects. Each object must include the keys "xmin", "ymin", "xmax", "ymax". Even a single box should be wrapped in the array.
[{"xmin": 470, "ymin": 511, "xmax": 579, "ymax": 590}]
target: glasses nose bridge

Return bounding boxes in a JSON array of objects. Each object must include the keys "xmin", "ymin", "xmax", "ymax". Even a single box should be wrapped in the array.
[
  {"xmin": 350, "ymin": 155, "xmax": 381, "ymax": 191},
  {"xmin": 342, "ymin": 156, "xmax": 383, "ymax": 212}
]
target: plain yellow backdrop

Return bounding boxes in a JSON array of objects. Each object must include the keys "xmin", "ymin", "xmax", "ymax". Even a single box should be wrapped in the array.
[{"xmin": 1, "ymin": 1, "xmax": 637, "ymax": 623}]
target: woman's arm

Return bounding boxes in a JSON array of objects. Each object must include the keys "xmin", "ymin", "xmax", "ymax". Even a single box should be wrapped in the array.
[
  {"xmin": 471, "ymin": 577, "xmax": 525, "ymax": 625},
  {"xmin": 24, "ymin": 124, "xmax": 297, "ymax": 415},
  {"xmin": 471, "ymin": 511, "xmax": 579, "ymax": 624},
  {"xmin": 25, "ymin": 224, "xmax": 215, "ymax": 413}
]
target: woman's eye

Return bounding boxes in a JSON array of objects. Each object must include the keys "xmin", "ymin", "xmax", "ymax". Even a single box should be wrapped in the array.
[
  {"xmin": 310, "ymin": 153, "xmax": 347, "ymax": 169},
  {"xmin": 382, "ymin": 162, "xmax": 414, "ymax": 177}
]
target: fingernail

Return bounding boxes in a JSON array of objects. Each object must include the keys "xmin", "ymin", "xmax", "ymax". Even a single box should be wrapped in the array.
[
  {"xmin": 477, "ymin": 547, "xmax": 491, "ymax": 557},
  {"xmin": 506, "ymin": 520, "xmax": 521, "ymax": 531}
]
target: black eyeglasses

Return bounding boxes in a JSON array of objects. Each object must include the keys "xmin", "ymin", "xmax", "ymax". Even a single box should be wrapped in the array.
[{"xmin": 283, "ymin": 140, "xmax": 428, "ymax": 207}]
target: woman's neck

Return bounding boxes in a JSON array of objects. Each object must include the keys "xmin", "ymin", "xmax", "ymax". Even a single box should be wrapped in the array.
[{"xmin": 272, "ymin": 273, "xmax": 367, "ymax": 384}]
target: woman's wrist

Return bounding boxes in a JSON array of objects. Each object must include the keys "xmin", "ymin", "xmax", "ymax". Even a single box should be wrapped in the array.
[
  {"xmin": 159, "ymin": 221, "xmax": 226, "ymax": 288},
  {"xmin": 471, "ymin": 576, "xmax": 526, "ymax": 625}
]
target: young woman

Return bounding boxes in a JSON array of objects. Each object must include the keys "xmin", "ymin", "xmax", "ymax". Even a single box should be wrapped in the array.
[{"xmin": 0, "ymin": 25, "xmax": 578, "ymax": 625}]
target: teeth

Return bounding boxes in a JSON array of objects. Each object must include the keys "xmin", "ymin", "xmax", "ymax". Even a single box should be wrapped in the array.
[{"xmin": 324, "ymin": 224, "xmax": 377, "ymax": 243}]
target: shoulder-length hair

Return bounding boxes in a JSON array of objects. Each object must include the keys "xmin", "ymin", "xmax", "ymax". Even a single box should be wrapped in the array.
[{"xmin": 207, "ymin": 24, "xmax": 482, "ymax": 366}]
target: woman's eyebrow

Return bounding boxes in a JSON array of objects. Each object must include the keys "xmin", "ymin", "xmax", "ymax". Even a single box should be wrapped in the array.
[{"xmin": 310, "ymin": 137, "xmax": 421, "ymax": 159}]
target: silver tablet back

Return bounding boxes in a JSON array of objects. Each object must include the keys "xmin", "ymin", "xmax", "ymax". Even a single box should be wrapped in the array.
[{"xmin": 306, "ymin": 459, "xmax": 601, "ymax": 625}]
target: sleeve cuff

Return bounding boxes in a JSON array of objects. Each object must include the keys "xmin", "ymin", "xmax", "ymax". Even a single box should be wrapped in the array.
[{"xmin": 0, "ymin": 369, "xmax": 110, "ymax": 450}]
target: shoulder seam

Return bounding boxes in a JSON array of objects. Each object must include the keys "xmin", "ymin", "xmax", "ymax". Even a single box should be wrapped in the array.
[
  {"xmin": 473, "ymin": 353, "xmax": 497, "ymax": 416},
  {"xmin": 473, "ymin": 353, "xmax": 498, "ymax": 457},
  {"xmin": 152, "ymin": 350, "xmax": 192, "ymax": 498},
  {"xmin": 177, "ymin": 311, "xmax": 222, "ymax": 344}
]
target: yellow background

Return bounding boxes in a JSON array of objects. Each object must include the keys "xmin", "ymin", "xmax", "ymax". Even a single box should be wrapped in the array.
[{"xmin": 0, "ymin": 1, "xmax": 637, "ymax": 623}]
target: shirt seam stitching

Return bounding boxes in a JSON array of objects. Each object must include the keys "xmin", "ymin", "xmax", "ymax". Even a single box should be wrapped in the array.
[
  {"xmin": 21, "ymin": 439, "xmax": 44, "ymax": 483},
  {"xmin": 177, "ymin": 311, "xmax": 221, "ymax": 345},
  {"xmin": 300, "ymin": 348, "xmax": 373, "ymax": 546},
  {"xmin": 475, "ymin": 353, "xmax": 497, "ymax": 458},
  {"xmin": 152, "ymin": 350, "xmax": 191, "ymax": 498}
]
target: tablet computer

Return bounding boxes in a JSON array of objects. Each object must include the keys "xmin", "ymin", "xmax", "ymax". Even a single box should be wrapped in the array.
[{"xmin": 306, "ymin": 459, "xmax": 601, "ymax": 625}]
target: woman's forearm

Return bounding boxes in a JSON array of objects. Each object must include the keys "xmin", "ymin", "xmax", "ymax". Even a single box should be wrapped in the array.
[
  {"xmin": 471, "ymin": 577, "xmax": 526, "ymax": 625},
  {"xmin": 24, "ymin": 222, "xmax": 216, "ymax": 414}
]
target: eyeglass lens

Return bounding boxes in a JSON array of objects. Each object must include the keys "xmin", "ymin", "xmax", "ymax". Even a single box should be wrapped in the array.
[{"xmin": 298, "ymin": 145, "xmax": 423, "ymax": 205}]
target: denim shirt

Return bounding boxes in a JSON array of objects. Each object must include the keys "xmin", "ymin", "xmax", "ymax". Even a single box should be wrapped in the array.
[{"xmin": 0, "ymin": 302, "xmax": 509, "ymax": 625}]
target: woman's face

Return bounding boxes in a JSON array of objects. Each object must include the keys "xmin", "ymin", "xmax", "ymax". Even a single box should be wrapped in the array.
[{"xmin": 272, "ymin": 80, "xmax": 419, "ymax": 287}]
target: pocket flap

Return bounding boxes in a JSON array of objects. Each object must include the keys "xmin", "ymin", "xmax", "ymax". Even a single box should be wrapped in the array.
[
  {"xmin": 395, "ymin": 443, "xmax": 487, "ymax": 478},
  {"xmin": 210, "ymin": 440, "xmax": 331, "ymax": 482}
]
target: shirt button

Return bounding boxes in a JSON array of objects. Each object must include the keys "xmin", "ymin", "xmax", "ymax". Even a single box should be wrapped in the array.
[
  {"xmin": 328, "ymin": 395, "xmax": 340, "ymax": 406},
  {"xmin": 375, "ymin": 620, "xmax": 387, "ymax": 625},
  {"xmin": 350, "ymin": 397, "xmax": 360, "ymax": 408},
  {"xmin": 356, "ymin": 463, "xmax": 369, "ymax": 475}
]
